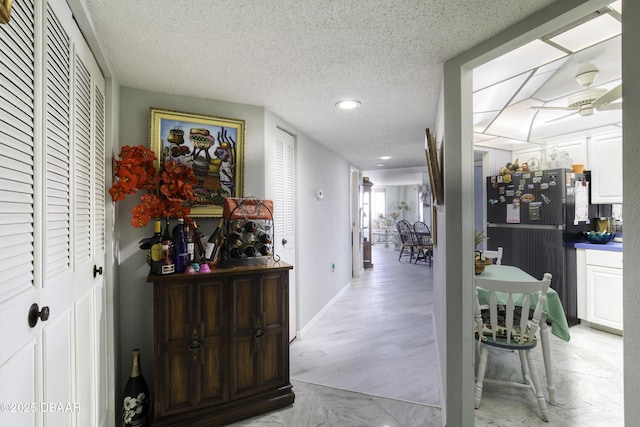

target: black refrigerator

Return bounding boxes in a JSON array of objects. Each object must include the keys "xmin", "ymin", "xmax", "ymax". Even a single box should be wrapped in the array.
[{"xmin": 485, "ymin": 168, "xmax": 596, "ymax": 326}]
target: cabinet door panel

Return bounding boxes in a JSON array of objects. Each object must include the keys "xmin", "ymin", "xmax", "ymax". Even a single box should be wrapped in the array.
[
  {"xmin": 586, "ymin": 265, "xmax": 623, "ymax": 330},
  {"xmin": 230, "ymin": 276, "xmax": 259, "ymax": 397},
  {"xmin": 161, "ymin": 350, "xmax": 191, "ymax": 413},
  {"xmin": 260, "ymin": 272, "xmax": 287, "ymax": 387},
  {"xmin": 589, "ymin": 136, "xmax": 622, "ymax": 203},
  {"xmin": 195, "ymin": 281, "xmax": 228, "ymax": 405},
  {"xmin": 262, "ymin": 334, "xmax": 283, "ymax": 385},
  {"xmin": 156, "ymin": 281, "xmax": 228, "ymax": 416},
  {"xmin": 156, "ymin": 283, "xmax": 192, "ymax": 416},
  {"xmin": 163, "ymin": 284, "xmax": 191, "ymax": 341}
]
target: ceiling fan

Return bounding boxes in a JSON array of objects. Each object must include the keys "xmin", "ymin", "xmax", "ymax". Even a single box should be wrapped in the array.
[{"xmin": 532, "ymin": 63, "xmax": 622, "ymax": 122}]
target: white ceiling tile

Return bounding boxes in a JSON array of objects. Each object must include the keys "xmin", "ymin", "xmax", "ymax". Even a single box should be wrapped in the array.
[
  {"xmin": 474, "ymin": 73, "xmax": 530, "ymax": 113},
  {"xmin": 473, "ymin": 39, "xmax": 566, "ymax": 91},
  {"xmin": 550, "ymin": 14, "xmax": 620, "ymax": 53}
]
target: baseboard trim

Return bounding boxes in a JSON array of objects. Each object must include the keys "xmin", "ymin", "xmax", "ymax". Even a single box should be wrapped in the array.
[{"xmin": 298, "ymin": 280, "xmax": 352, "ymax": 339}]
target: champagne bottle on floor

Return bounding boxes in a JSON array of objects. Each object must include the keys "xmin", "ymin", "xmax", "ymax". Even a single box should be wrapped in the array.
[{"xmin": 121, "ymin": 349, "xmax": 150, "ymax": 427}]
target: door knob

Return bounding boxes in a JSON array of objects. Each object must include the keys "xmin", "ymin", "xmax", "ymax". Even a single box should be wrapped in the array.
[
  {"xmin": 282, "ymin": 238, "xmax": 288, "ymax": 247},
  {"xmin": 28, "ymin": 303, "xmax": 50, "ymax": 328},
  {"xmin": 93, "ymin": 265, "xmax": 103, "ymax": 278}
]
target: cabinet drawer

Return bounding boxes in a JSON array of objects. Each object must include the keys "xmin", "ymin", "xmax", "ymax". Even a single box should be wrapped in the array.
[{"xmin": 585, "ymin": 250, "xmax": 622, "ymax": 269}]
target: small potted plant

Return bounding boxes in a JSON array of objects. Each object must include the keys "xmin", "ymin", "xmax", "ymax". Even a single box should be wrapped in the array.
[{"xmin": 474, "ymin": 229, "xmax": 492, "ymax": 274}]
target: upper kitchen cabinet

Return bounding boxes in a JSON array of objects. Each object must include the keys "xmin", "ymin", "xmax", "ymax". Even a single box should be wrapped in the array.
[{"xmin": 588, "ymin": 134, "xmax": 623, "ymax": 203}]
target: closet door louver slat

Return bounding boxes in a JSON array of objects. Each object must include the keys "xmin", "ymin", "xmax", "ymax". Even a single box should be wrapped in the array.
[
  {"xmin": 45, "ymin": 4, "xmax": 71, "ymax": 278},
  {"xmin": 0, "ymin": 0, "xmax": 35, "ymax": 299}
]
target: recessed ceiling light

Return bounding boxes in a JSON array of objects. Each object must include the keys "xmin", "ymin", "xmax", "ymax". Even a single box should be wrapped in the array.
[
  {"xmin": 376, "ymin": 163, "xmax": 385, "ymax": 167},
  {"xmin": 379, "ymin": 156, "xmax": 391, "ymax": 160},
  {"xmin": 336, "ymin": 100, "xmax": 361, "ymax": 110}
]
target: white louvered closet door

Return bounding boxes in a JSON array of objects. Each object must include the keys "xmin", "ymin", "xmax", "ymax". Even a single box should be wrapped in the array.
[
  {"xmin": 273, "ymin": 128, "xmax": 296, "ymax": 341},
  {"xmin": 0, "ymin": 0, "xmax": 106, "ymax": 426}
]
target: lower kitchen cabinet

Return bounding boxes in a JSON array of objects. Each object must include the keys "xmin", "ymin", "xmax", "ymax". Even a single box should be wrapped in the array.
[
  {"xmin": 576, "ymin": 249, "xmax": 623, "ymax": 332},
  {"xmin": 148, "ymin": 262, "xmax": 294, "ymax": 426}
]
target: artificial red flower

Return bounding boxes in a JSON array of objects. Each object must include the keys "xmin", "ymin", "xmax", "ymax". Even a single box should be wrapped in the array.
[
  {"xmin": 109, "ymin": 185, "xmax": 126, "ymax": 202},
  {"xmin": 108, "ymin": 145, "xmax": 198, "ymax": 228}
]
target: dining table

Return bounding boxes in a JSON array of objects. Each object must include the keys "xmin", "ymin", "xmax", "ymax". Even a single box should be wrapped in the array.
[
  {"xmin": 372, "ymin": 227, "xmax": 398, "ymax": 248},
  {"xmin": 475, "ymin": 263, "xmax": 570, "ymax": 405}
]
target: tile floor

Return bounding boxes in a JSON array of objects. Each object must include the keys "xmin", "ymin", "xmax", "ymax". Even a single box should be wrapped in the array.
[{"xmin": 228, "ymin": 244, "xmax": 623, "ymax": 426}]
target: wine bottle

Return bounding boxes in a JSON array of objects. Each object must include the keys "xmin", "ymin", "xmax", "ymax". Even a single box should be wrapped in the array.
[
  {"xmin": 172, "ymin": 218, "xmax": 188, "ymax": 273},
  {"xmin": 244, "ymin": 244, "xmax": 256, "ymax": 258},
  {"xmin": 229, "ymin": 246, "xmax": 243, "ymax": 258},
  {"xmin": 121, "ymin": 349, "xmax": 150, "ymax": 427},
  {"xmin": 162, "ymin": 218, "xmax": 174, "ymax": 260},
  {"xmin": 185, "ymin": 224, "xmax": 194, "ymax": 264},
  {"xmin": 229, "ymin": 220, "xmax": 243, "ymax": 233},
  {"xmin": 256, "ymin": 229, "xmax": 272, "ymax": 244},
  {"xmin": 210, "ymin": 236, "xmax": 226, "ymax": 265},
  {"xmin": 226, "ymin": 231, "xmax": 244, "ymax": 248},
  {"xmin": 149, "ymin": 220, "xmax": 164, "ymax": 274},
  {"xmin": 160, "ymin": 241, "xmax": 174, "ymax": 274},
  {"xmin": 244, "ymin": 220, "xmax": 258, "ymax": 233},
  {"xmin": 256, "ymin": 242, "xmax": 272, "ymax": 257},
  {"xmin": 204, "ymin": 218, "xmax": 224, "ymax": 260},
  {"xmin": 191, "ymin": 221, "xmax": 205, "ymax": 262}
]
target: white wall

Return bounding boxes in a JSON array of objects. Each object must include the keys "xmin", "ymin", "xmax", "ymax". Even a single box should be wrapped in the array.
[
  {"xmin": 263, "ymin": 110, "xmax": 353, "ymax": 335},
  {"xmin": 622, "ymin": 1, "xmax": 640, "ymax": 422}
]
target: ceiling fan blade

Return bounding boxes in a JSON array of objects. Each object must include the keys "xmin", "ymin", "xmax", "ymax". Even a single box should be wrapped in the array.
[
  {"xmin": 545, "ymin": 111, "xmax": 579, "ymax": 124},
  {"xmin": 593, "ymin": 83, "xmax": 622, "ymax": 107},
  {"xmin": 597, "ymin": 101, "xmax": 622, "ymax": 111}
]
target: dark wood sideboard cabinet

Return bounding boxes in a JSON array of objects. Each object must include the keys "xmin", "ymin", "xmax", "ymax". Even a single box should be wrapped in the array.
[{"xmin": 147, "ymin": 262, "xmax": 295, "ymax": 426}]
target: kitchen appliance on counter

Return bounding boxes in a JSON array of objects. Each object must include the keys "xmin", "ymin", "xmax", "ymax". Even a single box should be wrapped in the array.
[{"xmin": 485, "ymin": 168, "xmax": 608, "ymax": 326}]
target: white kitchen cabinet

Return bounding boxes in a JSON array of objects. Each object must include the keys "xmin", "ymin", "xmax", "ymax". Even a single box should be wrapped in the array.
[
  {"xmin": 588, "ymin": 135, "xmax": 623, "ymax": 203},
  {"xmin": 576, "ymin": 248, "xmax": 623, "ymax": 332}
]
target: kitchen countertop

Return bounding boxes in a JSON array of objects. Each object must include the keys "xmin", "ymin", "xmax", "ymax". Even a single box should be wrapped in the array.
[{"xmin": 568, "ymin": 241, "xmax": 623, "ymax": 252}]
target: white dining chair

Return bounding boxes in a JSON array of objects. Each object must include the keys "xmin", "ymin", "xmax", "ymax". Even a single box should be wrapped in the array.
[
  {"xmin": 481, "ymin": 246, "xmax": 503, "ymax": 265},
  {"xmin": 473, "ymin": 272, "xmax": 552, "ymax": 422}
]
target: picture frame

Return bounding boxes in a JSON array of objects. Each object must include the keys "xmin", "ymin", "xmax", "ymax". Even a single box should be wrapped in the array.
[
  {"xmin": 425, "ymin": 128, "xmax": 444, "ymax": 205},
  {"xmin": 431, "ymin": 204, "xmax": 438, "ymax": 247},
  {"xmin": 0, "ymin": 0, "xmax": 13, "ymax": 24},
  {"xmin": 149, "ymin": 108, "xmax": 245, "ymax": 217}
]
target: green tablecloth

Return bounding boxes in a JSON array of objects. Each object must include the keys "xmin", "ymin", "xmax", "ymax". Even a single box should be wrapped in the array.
[{"xmin": 476, "ymin": 264, "xmax": 571, "ymax": 342}]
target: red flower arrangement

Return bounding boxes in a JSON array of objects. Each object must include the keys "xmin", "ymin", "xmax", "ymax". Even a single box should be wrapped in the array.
[{"xmin": 109, "ymin": 145, "xmax": 198, "ymax": 227}]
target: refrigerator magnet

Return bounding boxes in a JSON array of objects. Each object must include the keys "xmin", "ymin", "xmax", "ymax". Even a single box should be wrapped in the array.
[
  {"xmin": 540, "ymin": 182, "xmax": 549, "ymax": 190},
  {"xmin": 529, "ymin": 202, "xmax": 542, "ymax": 221},
  {"xmin": 521, "ymin": 194, "xmax": 535, "ymax": 203}
]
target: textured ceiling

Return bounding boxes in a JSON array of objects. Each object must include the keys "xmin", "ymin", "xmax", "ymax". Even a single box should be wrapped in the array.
[{"xmin": 83, "ymin": 0, "xmax": 560, "ymax": 171}]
